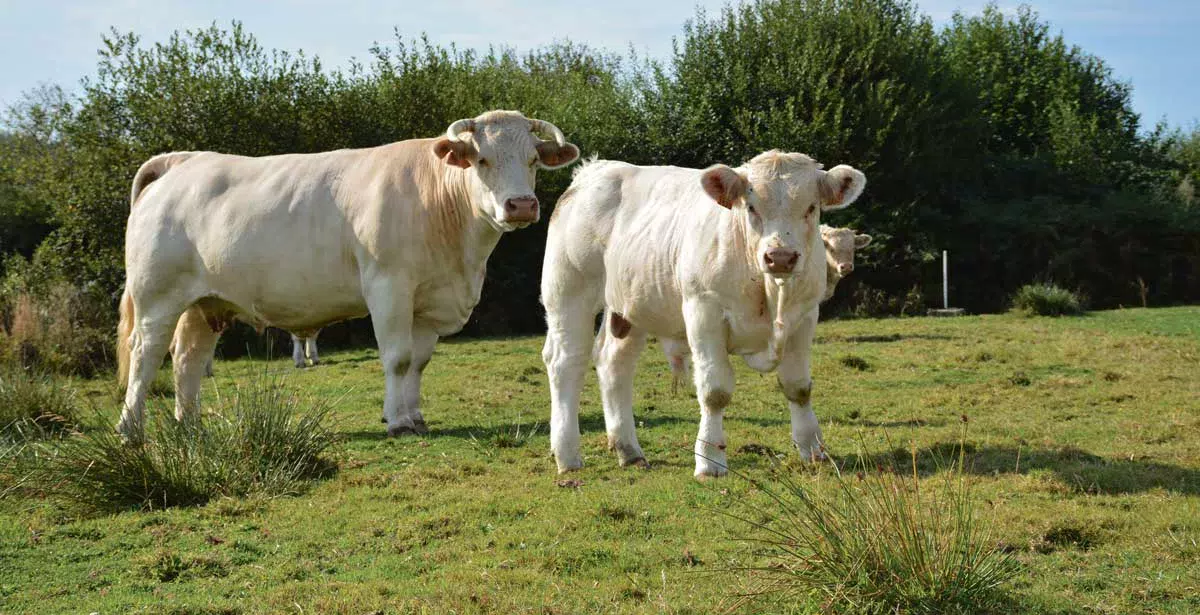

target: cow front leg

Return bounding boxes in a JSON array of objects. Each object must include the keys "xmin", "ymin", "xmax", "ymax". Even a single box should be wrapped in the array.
[
  {"xmin": 364, "ymin": 275, "xmax": 417, "ymax": 437},
  {"xmin": 542, "ymin": 298, "xmax": 597, "ymax": 473},
  {"xmin": 777, "ymin": 308, "xmax": 824, "ymax": 461},
  {"xmin": 684, "ymin": 299, "xmax": 735, "ymax": 478},
  {"xmin": 596, "ymin": 315, "xmax": 648, "ymax": 467},
  {"xmin": 398, "ymin": 326, "xmax": 438, "ymax": 435}
]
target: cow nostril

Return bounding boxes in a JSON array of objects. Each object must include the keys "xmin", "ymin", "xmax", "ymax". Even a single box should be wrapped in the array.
[{"xmin": 787, "ymin": 253, "xmax": 798, "ymax": 266}]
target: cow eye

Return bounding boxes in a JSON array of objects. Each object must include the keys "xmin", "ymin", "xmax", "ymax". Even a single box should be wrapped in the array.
[
  {"xmin": 807, "ymin": 205, "xmax": 816, "ymax": 215},
  {"xmin": 748, "ymin": 204, "xmax": 757, "ymax": 216},
  {"xmin": 478, "ymin": 158, "xmax": 490, "ymax": 167}
]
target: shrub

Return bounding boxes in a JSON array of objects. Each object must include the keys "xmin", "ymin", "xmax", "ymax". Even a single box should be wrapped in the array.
[
  {"xmin": 0, "ymin": 265, "xmax": 113, "ymax": 376},
  {"xmin": 0, "ymin": 367, "xmax": 81, "ymax": 443},
  {"xmin": 726, "ymin": 445, "xmax": 1018, "ymax": 614},
  {"xmin": 37, "ymin": 373, "xmax": 338, "ymax": 512},
  {"xmin": 1010, "ymin": 283, "xmax": 1084, "ymax": 316}
]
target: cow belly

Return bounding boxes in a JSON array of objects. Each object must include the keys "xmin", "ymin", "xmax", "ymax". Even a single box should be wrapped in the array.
[{"xmin": 413, "ymin": 277, "xmax": 483, "ymax": 336}]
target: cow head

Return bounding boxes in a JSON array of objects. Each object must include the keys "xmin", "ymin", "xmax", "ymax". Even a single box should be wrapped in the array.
[
  {"xmin": 432, "ymin": 110, "xmax": 580, "ymax": 231},
  {"xmin": 821, "ymin": 225, "xmax": 872, "ymax": 278},
  {"xmin": 700, "ymin": 151, "xmax": 866, "ymax": 279}
]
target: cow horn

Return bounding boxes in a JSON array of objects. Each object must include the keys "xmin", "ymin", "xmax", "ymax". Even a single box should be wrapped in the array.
[
  {"xmin": 529, "ymin": 119, "xmax": 568, "ymax": 146},
  {"xmin": 446, "ymin": 118, "xmax": 476, "ymax": 142}
]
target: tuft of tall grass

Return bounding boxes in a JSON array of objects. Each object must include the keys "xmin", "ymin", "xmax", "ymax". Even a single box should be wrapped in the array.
[
  {"xmin": 1011, "ymin": 283, "xmax": 1084, "ymax": 317},
  {"xmin": 724, "ymin": 438, "xmax": 1018, "ymax": 614},
  {"xmin": 0, "ymin": 366, "xmax": 81, "ymax": 443},
  {"xmin": 37, "ymin": 373, "xmax": 338, "ymax": 512}
]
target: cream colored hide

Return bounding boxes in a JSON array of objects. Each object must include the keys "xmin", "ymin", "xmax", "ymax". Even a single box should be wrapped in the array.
[
  {"xmin": 541, "ymin": 151, "xmax": 866, "ymax": 477},
  {"xmin": 117, "ymin": 110, "xmax": 579, "ymax": 441},
  {"xmin": 659, "ymin": 224, "xmax": 872, "ymax": 394}
]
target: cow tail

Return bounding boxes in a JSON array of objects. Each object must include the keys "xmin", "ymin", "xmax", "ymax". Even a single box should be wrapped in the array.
[{"xmin": 117, "ymin": 288, "xmax": 134, "ymax": 389}]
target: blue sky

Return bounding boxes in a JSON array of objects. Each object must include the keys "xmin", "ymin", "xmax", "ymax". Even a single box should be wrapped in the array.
[{"xmin": 1, "ymin": 0, "xmax": 1196, "ymax": 131}]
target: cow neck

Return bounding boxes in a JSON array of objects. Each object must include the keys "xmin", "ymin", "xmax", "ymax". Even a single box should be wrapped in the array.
[{"xmin": 437, "ymin": 166, "xmax": 504, "ymax": 275}]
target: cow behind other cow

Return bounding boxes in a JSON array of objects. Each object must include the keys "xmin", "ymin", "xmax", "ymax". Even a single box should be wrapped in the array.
[
  {"xmin": 542, "ymin": 151, "xmax": 865, "ymax": 477},
  {"xmin": 117, "ymin": 110, "xmax": 579, "ymax": 441},
  {"xmin": 660, "ymin": 224, "xmax": 872, "ymax": 392}
]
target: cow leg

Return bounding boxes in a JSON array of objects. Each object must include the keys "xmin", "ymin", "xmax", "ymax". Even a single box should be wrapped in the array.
[
  {"xmin": 291, "ymin": 333, "xmax": 306, "ymax": 368},
  {"xmin": 684, "ymin": 299, "xmax": 735, "ymax": 478},
  {"xmin": 172, "ymin": 305, "xmax": 220, "ymax": 422},
  {"xmin": 117, "ymin": 302, "xmax": 186, "ymax": 442},
  {"xmin": 204, "ymin": 357, "xmax": 214, "ymax": 377},
  {"xmin": 778, "ymin": 308, "xmax": 825, "ymax": 461},
  {"xmin": 306, "ymin": 331, "xmax": 320, "ymax": 366},
  {"xmin": 596, "ymin": 321, "xmax": 647, "ymax": 467},
  {"xmin": 364, "ymin": 275, "xmax": 417, "ymax": 437},
  {"xmin": 395, "ymin": 326, "xmax": 438, "ymax": 434},
  {"xmin": 542, "ymin": 298, "xmax": 598, "ymax": 473}
]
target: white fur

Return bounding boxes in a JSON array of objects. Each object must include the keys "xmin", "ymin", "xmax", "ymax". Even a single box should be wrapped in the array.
[
  {"xmin": 117, "ymin": 110, "xmax": 579, "ymax": 441},
  {"xmin": 541, "ymin": 152, "xmax": 866, "ymax": 476}
]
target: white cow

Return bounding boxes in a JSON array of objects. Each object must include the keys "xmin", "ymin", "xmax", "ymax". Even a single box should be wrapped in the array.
[
  {"xmin": 660, "ymin": 224, "xmax": 872, "ymax": 392},
  {"xmin": 118, "ymin": 110, "xmax": 580, "ymax": 441},
  {"xmin": 541, "ymin": 151, "xmax": 865, "ymax": 477}
]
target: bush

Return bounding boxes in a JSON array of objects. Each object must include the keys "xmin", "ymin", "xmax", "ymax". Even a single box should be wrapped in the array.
[
  {"xmin": 36, "ymin": 373, "xmax": 338, "ymax": 512},
  {"xmin": 0, "ymin": 261, "xmax": 113, "ymax": 376},
  {"xmin": 727, "ymin": 445, "xmax": 1018, "ymax": 614},
  {"xmin": 1011, "ymin": 283, "xmax": 1084, "ymax": 316},
  {"xmin": 0, "ymin": 367, "xmax": 81, "ymax": 443}
]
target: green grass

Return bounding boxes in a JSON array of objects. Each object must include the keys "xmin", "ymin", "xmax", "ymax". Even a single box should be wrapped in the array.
[{"xmin": 1, "ymin": 307, "xmax": 1198, "ymax": 614}]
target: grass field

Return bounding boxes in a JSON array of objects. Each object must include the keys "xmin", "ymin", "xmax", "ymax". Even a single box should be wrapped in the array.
[{"xmin": 2, "ymin": 307, "xmax": 1198, "ymax": 614}]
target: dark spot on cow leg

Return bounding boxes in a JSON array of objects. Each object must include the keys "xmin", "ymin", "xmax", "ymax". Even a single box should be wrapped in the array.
[
  {"xmin": 779, "ymin": 377, "xmax": 813, "ymax": 405},
  {"xmin": 703, "ymin": 389, "xmax": 731, "ymax": 410},
  {"xmin": 610, "ymin": 312, "xmax": 632, "ymax": 339}
]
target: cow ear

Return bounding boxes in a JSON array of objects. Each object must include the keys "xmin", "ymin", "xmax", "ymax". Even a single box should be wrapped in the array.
[
  {"xmin": 536, "ymin": 141, "xmax": 581, "ymax": 169},
  {"xmin": 819, "ymin": 165, "xmax": 866, "ymax": 211},
  {"xmin": 700, "ymin": 164, "xmax": 749, "ymax": 209},
  {"xmin": 854, "ymin": 233, "xmax": 873, "ymax": 248},
  {"xmin": 432, "ymin": 137, "xmax": 473, "ymax": 169}
]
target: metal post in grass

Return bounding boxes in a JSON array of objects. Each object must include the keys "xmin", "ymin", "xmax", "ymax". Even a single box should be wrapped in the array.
[{"xmin": 929, "ymin": 249, "xmax": 965, "ymax": 316}]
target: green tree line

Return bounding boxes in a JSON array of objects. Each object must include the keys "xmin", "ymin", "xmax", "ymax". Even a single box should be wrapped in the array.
[{"xmin": 2, "ymin": 0, "xmax": 1198, "ymax": 363}]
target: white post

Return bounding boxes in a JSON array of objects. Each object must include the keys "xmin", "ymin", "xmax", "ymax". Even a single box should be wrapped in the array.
[{"xmin": 942, "ymin": 250, "xmax": 949, "ymax": 309}]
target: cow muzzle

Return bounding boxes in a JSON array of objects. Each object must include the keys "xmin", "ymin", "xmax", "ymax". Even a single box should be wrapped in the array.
[
  {"xmin": 837, "ymin": 262, "xmax": 854, "ymax": 275},
  {"xmin": 503, "ymin": 196, "xmax": 539, "ymax": 224},
  {"xmin": 763, "ymin": 248, "xmax": 800, "ymax": 275}
]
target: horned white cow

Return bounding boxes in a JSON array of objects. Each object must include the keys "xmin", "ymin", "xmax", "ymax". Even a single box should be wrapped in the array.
[
  {"xmin": 541, "ymin": 151, "xmax": 865, "ymax": 477},
  {"xmin": 118, "ymin": 110, "xmax": 579, "ymax": 441},
  {"xmin": 660, "ymin": 224, "xmax": 873, "ymax": 393}
]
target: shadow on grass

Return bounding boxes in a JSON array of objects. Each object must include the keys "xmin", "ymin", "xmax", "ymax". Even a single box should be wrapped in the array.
[
  {"xmin": 818, "ymin": 333, "xmax": 959, "ymax": 344},
  {"xmin": 868, "ymin": 442, "xmax": 1200, "ymax": 496},
  {"xmin": 342, "ymin": 413, "xmax": 694, "ymax": 443}
]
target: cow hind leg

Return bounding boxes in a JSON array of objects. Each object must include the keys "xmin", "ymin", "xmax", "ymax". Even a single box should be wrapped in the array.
[
  {"xmin": 117, "ymin": 303, "xmax": 188, "ymax": 442},
  {"xmin": 172, "ymin": 305, "xmax": 221, "ymax": 423},
  {"xmin": 596, "ymin": 318, "xmax": 648, "ymax": 467},
  {"xmin": 291, "ymin": 334, "xmax": 307, "ymax": 368},
  {"xmin": 306, "ymin": 332, "xmax": 320, "ymax": 366}
]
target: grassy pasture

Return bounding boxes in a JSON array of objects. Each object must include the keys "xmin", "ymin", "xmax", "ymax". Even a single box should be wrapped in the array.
[{"xmin": 1, "ymin": 307, "xmax": 1197, "ymax": 614}]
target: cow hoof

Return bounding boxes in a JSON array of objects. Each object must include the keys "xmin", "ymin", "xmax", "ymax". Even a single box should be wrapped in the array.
[
  {"xmin": 622, "ymin": 457, "xmax": 650, "ymax": 470},
  {"xmin": 555, "ymin": 454, "xmax": 584, "ymax": 474},
  {"xmin": 412, "ymin": 419, "xmax": 429, "ymax": 435},
  {"xmin": 694, "ymin": 471, "xmax": 726, "ymax": 482},
  {"xmin": 387, "ymin": 424, "xmax": 420, "ymax": 437}
]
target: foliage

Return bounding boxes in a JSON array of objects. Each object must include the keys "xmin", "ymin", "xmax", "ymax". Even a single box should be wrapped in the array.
[
  {"xmin": 0, "ymin": 0, "xmax": 1195, "ymax": 361},
  {"xmin": 726, "ymin": 443, "xmax": 1019, "ymax": 614},
  {"xmin": 1010, "ymin": 283, "xmax": 1084, "ymax": 316},
  {"xmin": 0, "ymin": 366, "xmax": 81, "ymax": 443},
  {"xmin": 0, "ymin": 265, "xmax": 113, "ymax": 377},
  {"xmin": 34, "ymin": 373, "xmax": 337, "ymax": 512}
]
